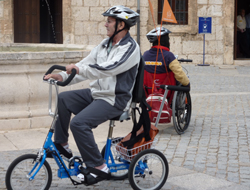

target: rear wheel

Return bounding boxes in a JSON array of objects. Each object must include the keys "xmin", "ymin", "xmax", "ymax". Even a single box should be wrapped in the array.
[
  {"xmin": 101, "ymin": 138, "xmax": 128, "ymax": 180},
  {"xmin": 172, "ymin": 91, "xmax": 192, "ymax": 135},
  {"xmin": 5, "ymin": 154, "xmax": 52, "ymax": 190}
]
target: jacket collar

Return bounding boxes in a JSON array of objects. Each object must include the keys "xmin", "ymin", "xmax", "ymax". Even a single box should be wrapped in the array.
[
  {"xmin": 103, "ymin": 32, "xmax": 131, "ymax": 47},
  {"xmin": 151, "ymin": 45, "xmax": 169, "ymax": 51}
]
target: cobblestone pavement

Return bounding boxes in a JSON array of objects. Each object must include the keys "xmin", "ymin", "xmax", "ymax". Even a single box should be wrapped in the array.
[{"xmin": 1, "ymin": 64, "xmax": 250, "ymax": 189}]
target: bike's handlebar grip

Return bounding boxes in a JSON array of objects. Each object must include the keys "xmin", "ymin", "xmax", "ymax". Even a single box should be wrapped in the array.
[
  {"xmin": 160, "ymin": 85, "xmax": 190, "ymax": 92},
  {"xmin": 178, "ymin": 59, "xmax": 193, "ymax": 62},
  {"xmin": 44, "ymin": 65, "xmax": 77, "ymax": 86},
  {"xmin": 45, "ymin": 65, "xmax": 66, "ymax": 75}
]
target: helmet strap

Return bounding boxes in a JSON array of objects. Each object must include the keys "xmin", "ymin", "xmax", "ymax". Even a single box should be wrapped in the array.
[{"xmin": 107, "ymin": 20, "xmax": 125, "ymax": 49}]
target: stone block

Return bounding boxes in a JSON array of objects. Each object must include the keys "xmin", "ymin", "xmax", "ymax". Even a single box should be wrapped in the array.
[
  {"xmin": 187, "ymin": 55, "xmax": 203, "ymax": 65},
  {"xmin": 215, "ymin": 24, "xmax": 223, "ymax": 40},
  {"xmin": 72, "ymin": 7, "xmax": 89, "ymax": 21},
  {"xmin": 90, "ymin": 7, "xmax": 104, "ymax": 22},
  {"xmin": 205, "ymin": 33, "xmax": 216, "ymax": 41},
  {"xmin": 140, "ymin": 7, "xmax": 149, "ymax": 24},
  {"xmin": 63, "ymin": 33, "xmax": 74, "ymax": 44},
  {"xmin": 0, "ymin": 118, "xmax": 30, "ymax": 130},
  {"xmin": 207, "ymin": 5, "xmax": 222, "ymax": 17},
  {"xmin": 223, "ymin": 46, "xmax": 234, "ymax": 65},
  {"xmin": 109, "ymin": 0, "xmax": 127, "ymax": 6},
  {"xmin": 213, "ymin": 55, "xmax": 224, "ymax": 65},
  {"xmin": 197, "ymin": 5, "xmax": 208, "ymax": 17},
  {"xmin": 224, "ymin": 28, "xmax": 234, "ymax": 46},
  {"xmin": 140, "ymin": 36, "xmax": 150, "ymax": 54},
  {"xmin": 216, "ymin": 41, "xmax": 224, "ymax": 54},
  {"xmin": 71, "ymin": 0, "xmax": 83, "ymax": 6},
  {"xmin": 209, "ymin": 0, "xmax": 223, "ymax": 4},
  {"xmin": 99, "ymin": 0, "xmax": 109, "ymax": 7},
  {"xmin": 129, "ymin": 26, "xmax": 137, "ymax": 36},
  {"xmin": 83, "ymin": 0, "xmax": 99, "ymax": 6},
  {"xmin": 140, "ymin": 0, "xmax": 149, "ymax": 7},
  {"xmin": 74, "ymin": 35, "xmax": 89, "ymax": 45},
  {"xmin": 170, "ymin": 36, "xmax": 183, "ymax": 55},
  {"xmin": 88, "ymin": 35, "xmax": 104, "ymax": 45},
  {"xmin": 82, "ymin": 22, "xmax": 98, "ymax": 35},
  {"xmin": 140, "ymin": 26, "xmax": 148, "ymax": 36},
  {"xmin": 75, "ymin": 21, "xmax": 84, "ymax": 35},
  {"xmin": 197, "ymin": 0, "xmax": 208, "ymax": 4},
  {"xmin": 98, "ymin": 22, "xmax": 107, "ymax": 35},
  {"xmin": 206, "ymin": 40, "xmax": 217, "ymax": 54},
  {"xmin": 127, "ymin": 0, "xmax": 136, "ymax": 7},
  {"xmin": 31, "ymin": 116, "xmax": 52, "ymax": 129},
  {"xmin": 0, "ymin": 3, "xmax": 3, "ymax": 18},
  {"xmin": 183, "ymin": 41, "xmax": 203, "ymax": 54}
]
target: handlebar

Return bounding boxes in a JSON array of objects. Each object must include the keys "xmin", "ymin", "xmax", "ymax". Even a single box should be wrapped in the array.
[
  {"xmin": 178, "ymin": 58, "xmax": 193, "ymax": 63},
  {"xmin": 160, "ymin": 85, "xmax": 190, "ymax": 92},
  {"xmin": 44, "ymin": 65, "xmax": 77, "ymax": 86}
]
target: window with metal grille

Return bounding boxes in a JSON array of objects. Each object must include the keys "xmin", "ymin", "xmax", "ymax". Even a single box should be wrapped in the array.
[{"xmin": 158, "ymin": 0, "xmax": 188, "ymax": 25}]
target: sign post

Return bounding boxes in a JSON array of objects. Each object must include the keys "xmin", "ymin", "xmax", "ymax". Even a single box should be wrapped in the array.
[{"xmin": 198, "ymin": 17, "xmax": 212, "ymax": 66}]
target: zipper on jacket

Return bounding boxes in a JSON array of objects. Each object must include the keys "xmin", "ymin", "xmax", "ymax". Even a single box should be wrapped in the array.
[{"xmin": 97, "ymin": 79, "xmax": 102, "ymax": 90}]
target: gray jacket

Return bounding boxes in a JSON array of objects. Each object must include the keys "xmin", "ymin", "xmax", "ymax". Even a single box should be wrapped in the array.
[{"xmin": 60, "ymin": 32, "xmax": 140, "ymax": 111}]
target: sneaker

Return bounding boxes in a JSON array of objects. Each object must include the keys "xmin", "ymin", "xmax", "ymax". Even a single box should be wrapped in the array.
[
  {"xmin": 77, "ymin": 165, "xmax": 109, "ymax": 181},
  {"xmin": 46, "ymin": 143, "xmax": 73, "ymax": 159}
]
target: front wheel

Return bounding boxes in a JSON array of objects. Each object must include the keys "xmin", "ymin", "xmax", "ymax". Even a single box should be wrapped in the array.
[
  {"xmin": 5, "ymin": 154, "xmax": 52, "ymax": 190},
  {"xmin": 128, "ymin": 149, "xmax": 169, "ymax": 190},
  {"xmin": 172, "ymin": 91, "xmax": 192, "ymax": 135}
]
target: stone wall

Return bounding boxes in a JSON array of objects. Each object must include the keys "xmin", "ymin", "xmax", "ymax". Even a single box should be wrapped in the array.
[
  {"xmin": 63, "ymin": 0, "xmax": 150, "ymax": 53},
  {"xmin": 0, "ymin": 0, "xmax": 236, "ymax": 65},
  {"xmin": 0, "ymin": 43, "xmax": 92, "ymax": 130},
  {"xmin": 0, "ymin": 0, "xmax": 13, "ymax": 43},
  {"xmin": 147, "ymin": 0, "xmax": 235, "ymax": 65}
]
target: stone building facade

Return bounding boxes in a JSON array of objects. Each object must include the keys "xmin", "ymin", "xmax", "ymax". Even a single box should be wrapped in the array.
[
  {"xmin": 0, "ymin": 0, "xmax": 242, "ymax": 65},
  {"xmin": 0, "ymin": 0, "xmax": 247, "ymax": 130}
]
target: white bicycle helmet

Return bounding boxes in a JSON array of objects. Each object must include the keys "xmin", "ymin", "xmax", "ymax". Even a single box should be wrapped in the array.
[
  {"xmin": 146, "ymin": 27, "xmax": 172, "ymax": 43},
  {"xmin": 102, "ymin": 5, "xmax": 139, "ymax": 27}
]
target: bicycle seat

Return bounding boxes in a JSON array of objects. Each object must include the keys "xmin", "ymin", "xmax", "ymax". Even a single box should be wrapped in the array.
[{"xmin": 110, "ymin": 111, "xmax": 130, "ymax": 121}]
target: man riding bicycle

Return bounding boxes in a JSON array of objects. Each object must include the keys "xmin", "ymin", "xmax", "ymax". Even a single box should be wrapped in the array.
[{"xmin": 44, "ymin": 5, "xmax": 140, "ymax": 182}]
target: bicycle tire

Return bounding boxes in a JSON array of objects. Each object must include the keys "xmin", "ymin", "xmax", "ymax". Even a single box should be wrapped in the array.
[
  {"xmin": 172, "ymin": 91, "xmax": 192, "ymax": 135},
  {"xmin": 101, "ymin": 141, "xmax": 128, "ymax": 180},
  {"xmin": 128, "ymin": 149, "xmax": 169, "ymax": 190},
  {"xmin": 5, "ymin": 154, "xmax": 52, "ymax": 190}
]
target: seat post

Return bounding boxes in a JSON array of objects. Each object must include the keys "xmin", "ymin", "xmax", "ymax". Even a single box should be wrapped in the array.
[{"xmin": 108, "ymin": 120, "xmax": 115, "ymax": 139}]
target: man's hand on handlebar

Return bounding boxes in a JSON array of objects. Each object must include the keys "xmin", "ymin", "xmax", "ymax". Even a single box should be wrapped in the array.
[
  {"xmin": 44, "ymin": 74, "xmax": 63, "ymax": 81},
  {"xmin": 66, "ymin": 64, "xmax": 79, "ymax": 75}
]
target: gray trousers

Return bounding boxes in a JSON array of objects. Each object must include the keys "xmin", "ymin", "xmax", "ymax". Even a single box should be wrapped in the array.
[{"xmin": 54, "ymin": 88, "xmax": 123, "ymax": 167}]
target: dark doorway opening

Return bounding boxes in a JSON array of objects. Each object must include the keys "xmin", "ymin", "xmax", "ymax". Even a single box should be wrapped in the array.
[
  {"xmin": 14, "ymin": 0, "xmax": 62, "ymax": 44},
  {"xmin": 40, "ymin": 0, "xmax": 62, "ymax": 43},
  {"xmin": 234, "ymin": 0, "xmax": 250, "ymax": 59}
]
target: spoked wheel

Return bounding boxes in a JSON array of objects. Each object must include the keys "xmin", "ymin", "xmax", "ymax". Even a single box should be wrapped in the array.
[
  {"xmin": 101, "ymin": 138, "xmax": 128, "ymax": 180},
  {"xmin": 128, "ymin": 149, "xmax": 169, "ymax": 190},
  {"xmin": 5, "ymin": 154, "xmax": 52, "ymax": 190},
  {"xmin": 172, "ymin": 91, "xmax": 192, "ymax": 135}
]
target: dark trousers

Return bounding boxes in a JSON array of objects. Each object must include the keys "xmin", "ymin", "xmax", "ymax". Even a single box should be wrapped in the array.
[
  {"xmin": 237, "ymin": 31, "xmax": 250, "ymax": 58},
  {"xmin": 246, "ymin": 28, "xmax": 250, "ymax": 50},
  {"xmin": 54, "ymin": 88, "xmax": 123, "ymax": 167}
]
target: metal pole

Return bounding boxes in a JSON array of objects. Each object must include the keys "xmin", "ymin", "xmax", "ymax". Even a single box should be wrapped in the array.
[
  {"xmin": 203, "ymin": 34, "xmax": 205, "ymax": 65},
  {"xmin": 198, "ymin": 33, "xmax": 210, "ymax": 66},
  {"xmin": 137, "ymin": 0, "xmax": 140, "ymax": 46}
]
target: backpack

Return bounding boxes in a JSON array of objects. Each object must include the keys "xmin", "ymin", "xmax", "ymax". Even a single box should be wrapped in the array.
[
  {"xmin": 116, "ymin": 56, "xmax": 159, "ymax": 160},
  {"xmin": 143, "ymin": 70, "xmax": 176, "ymax": 123}
]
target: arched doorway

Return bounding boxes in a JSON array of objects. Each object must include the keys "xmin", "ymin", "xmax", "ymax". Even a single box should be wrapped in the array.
[
  {"xmin": 14, "ymin": 0, "xmax": 62, "ymax": 43},
  {"xmin": 234, "ymin": 0, "xmax": 250, "ymax": 59}
]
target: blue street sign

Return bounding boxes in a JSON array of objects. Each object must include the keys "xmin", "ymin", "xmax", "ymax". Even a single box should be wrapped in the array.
[{"xmin": 198, "ymin": 17, "xmax": 212, "ymax": 34}]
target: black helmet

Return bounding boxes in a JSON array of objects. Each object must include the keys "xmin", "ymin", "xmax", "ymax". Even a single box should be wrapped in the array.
[
  {"xmin": 146, "ymin": 27, "xmax": 172, "ymax": 43},
  {"xmin": 102, "ymin": 5, "xmax": 139, "ymax": 27}
]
